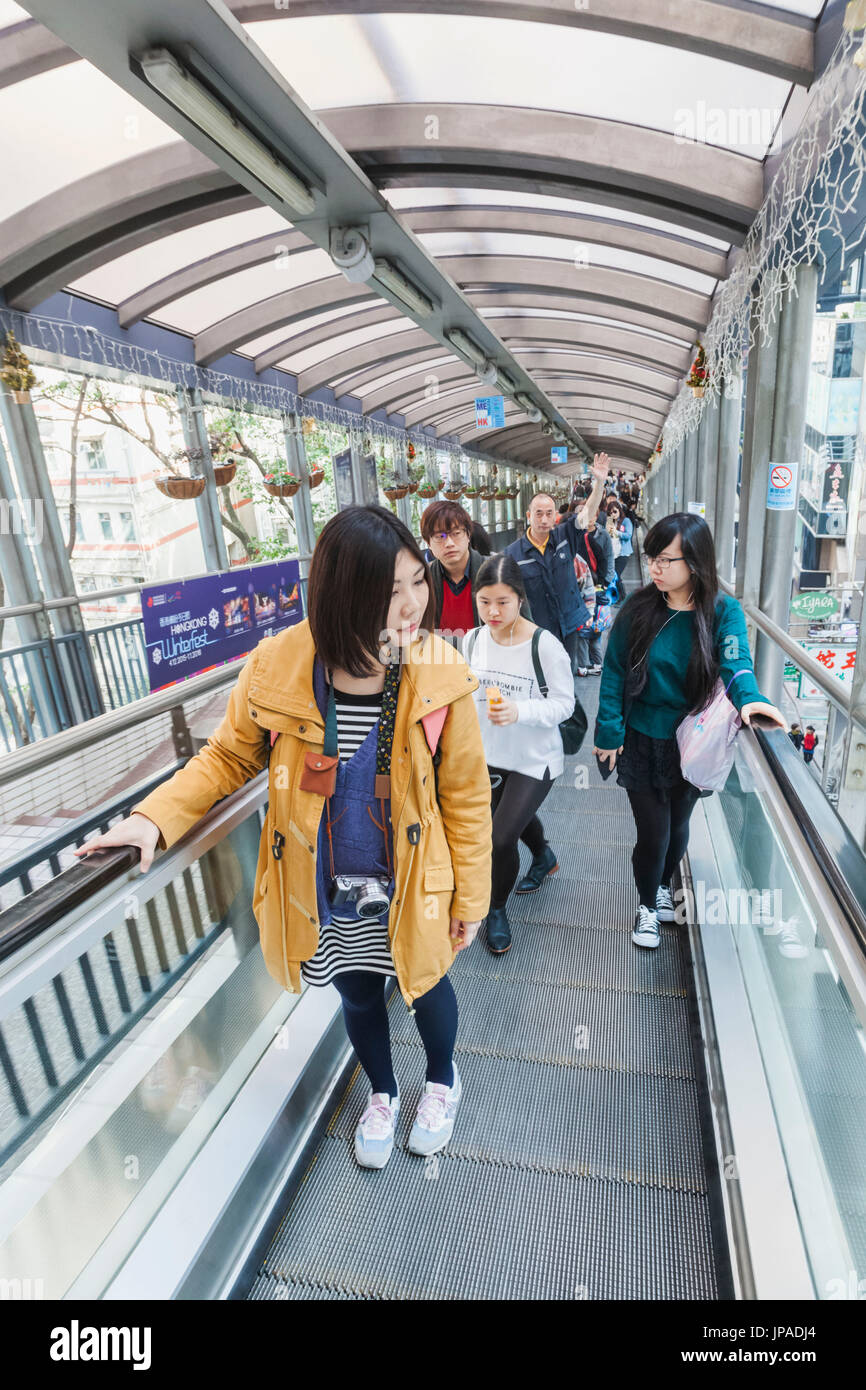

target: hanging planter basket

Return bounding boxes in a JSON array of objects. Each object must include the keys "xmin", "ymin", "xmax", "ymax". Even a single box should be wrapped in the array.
[
  {"xmin": 384, "ymin": 488, "xmax": 401, "ymax": 501},
  {"xmin": 212, "ymin": 462, "xmax": 237, "ymax": 487},
  {"xmin": 263, "ymin": 478, "xmax": 300, "ymax": 497},
  {"xmin": 11, "ymin": 389, "xmax": 31, "ymax": 404},
  {"xmin": 494, "ymin": 489, "xmax": 510, "ymax": 501},
  {"xmin": 690, "ymin": 385, "xmax": 705, "ymax": 398},
  {"xmin": 463, "ymin": 487, "xmax": 481, "ymax": 498},
  {"xmin": 307, "ymin": 468, "xmax": 325, "ymax": 489},
  {"xmin": 443, "ymin": 489, "xmax": 464, "ymax": 500},
  {"xmin": 407, "ymin": 480, "xmax": 419, "ymax": 493},
  {"xmin": 418, "ymin": 485, "xmax": 438, "ymax": 498},
  {"xmin": 155, "ymin": 476, "xmax": 206, "ymax": 500}
]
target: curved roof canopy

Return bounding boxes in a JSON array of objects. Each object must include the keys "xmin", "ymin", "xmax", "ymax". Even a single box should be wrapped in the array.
[{"xmin": 0, "ymin": 0, "xmax": 826, "ymax": 471}]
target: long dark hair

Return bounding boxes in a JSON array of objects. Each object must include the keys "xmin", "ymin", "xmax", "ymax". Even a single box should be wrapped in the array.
[
  {"xmin": 618, "ymin": 512, "xmax": 720, "ymax": 714},
  {"xmin": 308, "ymin": 505, "xmax": 435, "ymax": 676}
]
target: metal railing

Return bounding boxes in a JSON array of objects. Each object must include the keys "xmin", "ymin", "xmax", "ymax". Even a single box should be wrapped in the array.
[
  {"xmin": 717, "ymin": 573, "xmax": 864, "ymax": 731},
  {"xmin": 0, "ymin": 774, "xmax": 268, "ymax": 1168}
]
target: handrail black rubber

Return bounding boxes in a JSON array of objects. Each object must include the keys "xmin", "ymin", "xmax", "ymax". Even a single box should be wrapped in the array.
[
  {"xmin": 0, "ymin": 761, "xmax": 184, "ymax": 890},
  {"xmin": 0, "ymin": 845, "xmax": 140, "ymax": 964},
  {"xmin": 752, "ymin": 719, "xmax": 866, "ymax": 961}
]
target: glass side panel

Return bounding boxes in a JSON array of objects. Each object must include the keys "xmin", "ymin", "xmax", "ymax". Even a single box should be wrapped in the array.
[
  {"xmin": 0, "ymin": 808, "xmax": 297, "ymax": 1298},
  {"xmin": 703, "ymin": 756, "xmax": 866, "ymax": 1299}
]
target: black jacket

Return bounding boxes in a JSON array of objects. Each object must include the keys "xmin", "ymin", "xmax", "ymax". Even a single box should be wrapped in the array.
[{"xmin": 506, "ymin": 521, "xmax": 591, "ymax": 641}]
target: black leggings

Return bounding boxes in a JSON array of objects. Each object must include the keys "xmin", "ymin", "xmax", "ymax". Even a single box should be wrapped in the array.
[
  {"xmin": 626, "ymin": 783, "xmax": 702, "ymax": 909},
  {"xmin": 332, "ymin": 970, "xmax": 457, "ymax": 1100},
  {"xmin": 488, "ymin": 765, "xmax": 554, "ymax": 910}
]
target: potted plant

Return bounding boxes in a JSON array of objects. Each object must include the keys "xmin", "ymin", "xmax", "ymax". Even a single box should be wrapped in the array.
[
  {"xmin": 463, "ymin": 482, "xmax": 481, "ymax": 498},
  {"xmin": 262, "ymin": 462, "xmax": 301, "ymax": 497},
  {"xmin": 443, "ymin": 479, "xmax": 465, "ymax": 499},
  {"xmin": 302, "ymin": 417, "xmax": 317, "ymax": 437},
  {"xmin": 687, "ymin": 343, "xmax": 707, "ymax": 398},
  {"xmin": 417, "ymin": 471, "xmax": 439, "ymax": 498},
  {"xmin": 155, "ymin": 475, "xmax": 207, "ymax": 499},
  {"xmin": 1, "ymin": 332, "xmax": 37, "ymax": 402},
  {"xmin": 307, "ymin": 465, "xmax": 325, "ymax": 489}
]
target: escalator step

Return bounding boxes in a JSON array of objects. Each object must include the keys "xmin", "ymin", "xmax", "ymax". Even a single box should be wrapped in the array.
[
  {"xmin": 388, "ymin": 973, "xmax": 696, "ymax": 1079},
  {"xmin": 328, "ymin": 1044, "xmax": 708, "ymax": 1191},
  {"xmin": 255, "ymin": 1140, "xmax": 717, "ymax": 1300}
]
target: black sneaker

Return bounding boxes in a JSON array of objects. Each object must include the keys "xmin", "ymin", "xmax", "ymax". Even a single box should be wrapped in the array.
[
  {"xmin": 514, "ymin": 844, "xmax": 558, "ymax": 894},
  {"xmin": 485, "ymin": 907, "xmax": 512, "ymax": 953}
]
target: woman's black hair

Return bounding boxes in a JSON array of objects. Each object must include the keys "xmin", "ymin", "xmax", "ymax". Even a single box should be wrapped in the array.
[
  {"xmin": 475, "ymin": 552, "xmax": 527, "ymax": 604},
  {"xmin": 470, "ymin": 519, "xmax": 493, "ymax": 556},
  {"xmin": 617, "ymin": 511, "xmax": 720, "ymax": 714},
  {"xmin": 307, "ymin": 505, "xmax": 435, "ymax": 676}
]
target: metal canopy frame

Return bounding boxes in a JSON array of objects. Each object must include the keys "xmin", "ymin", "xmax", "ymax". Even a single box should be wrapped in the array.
[{"xmin": 0, "ymin": 0, "xmax": 822, "ymax": 465}]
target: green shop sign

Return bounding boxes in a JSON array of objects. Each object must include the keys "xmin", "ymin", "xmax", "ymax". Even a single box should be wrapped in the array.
[{"xmin": 790, "ymin": 592, "xmax": 840, "ymax": 620}]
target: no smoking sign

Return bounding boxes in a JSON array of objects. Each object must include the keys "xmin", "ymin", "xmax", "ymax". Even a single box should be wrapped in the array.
[{"xmin": 767, "ymin": 459, "xmax": 798, "ymax": 511}]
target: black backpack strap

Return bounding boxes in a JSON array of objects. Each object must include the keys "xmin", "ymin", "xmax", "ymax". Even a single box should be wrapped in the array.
[{"xmin": 530, "ymin": 627, "xmax": 549, "ymax": 697}]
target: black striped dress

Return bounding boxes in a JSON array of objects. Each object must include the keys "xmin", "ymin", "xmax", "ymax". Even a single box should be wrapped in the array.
[{"xmin": 300, "ymin": 687, "xmax": 397, "ymax": 986}]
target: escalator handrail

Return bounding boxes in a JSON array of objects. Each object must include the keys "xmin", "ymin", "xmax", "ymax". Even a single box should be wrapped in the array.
[
  {"xmin": 750, "ymin": 720, "xmax": 866, "ymax": 960},
  {"xmin": 0, "ymin": 845, "xmax": 140, "ymax": 964}
]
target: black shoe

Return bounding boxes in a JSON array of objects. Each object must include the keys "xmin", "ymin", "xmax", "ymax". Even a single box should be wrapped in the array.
[
  {"xmin": 485, "ymin": 907, "xmax": 512, "ymax": 954},
  {"xmin": 514, "ymin": 844, "xmax": 558, "ymax": 894}
]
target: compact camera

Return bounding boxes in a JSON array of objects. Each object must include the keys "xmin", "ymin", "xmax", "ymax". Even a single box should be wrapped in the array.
[{"xmin": 327, "ymin": 875, "xmax": 391, "ymax": 919}]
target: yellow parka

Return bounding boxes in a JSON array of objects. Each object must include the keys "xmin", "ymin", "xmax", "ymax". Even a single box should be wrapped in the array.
[{"xmin": 131, "ymin": 619, "xmax": 493, "ymax": 1007}]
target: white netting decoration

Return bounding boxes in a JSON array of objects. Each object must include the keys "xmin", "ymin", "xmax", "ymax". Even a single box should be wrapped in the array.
[
  {"xmin": 0, "ymin": 306, "xmax": 515, "ymax": 475},
  {"xmin": 659, "ymin": 22, "xmax": 866, "ymax": 461}
]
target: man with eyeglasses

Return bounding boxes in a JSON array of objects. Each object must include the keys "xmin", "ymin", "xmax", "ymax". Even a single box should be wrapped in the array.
[{"xmin": 421, "ymin": 501, "xmax": 490, "ymax": 645}]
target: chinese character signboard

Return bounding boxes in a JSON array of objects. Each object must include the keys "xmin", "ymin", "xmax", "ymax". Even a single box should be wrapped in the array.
[
  {"xmin": 798, "ymin": 643, "xmax": 856, "ymax": 699},
  {"xmin": 475, "ymin": 397, "xmax": 506, "ymax": 429},
  {"xmin": 141, "ymin": 559, "xmax": 303, "ymax": 693}
]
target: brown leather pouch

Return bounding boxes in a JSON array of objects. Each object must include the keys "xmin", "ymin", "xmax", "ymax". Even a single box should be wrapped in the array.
[{"xmin": 299, "ymin": 750, "xmax": 339, "ymax": 797}]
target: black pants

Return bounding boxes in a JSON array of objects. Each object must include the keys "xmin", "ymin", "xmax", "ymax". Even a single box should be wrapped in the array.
[
  {"xmin": 614, "ymin": 554, "xmax": 630, "ymax": 580},
  {"xmin": 332, "ymin": 970, "xmax": 458, "ymax": 1098},
  {"xmin": 626, "ymin": 783, "xmax": 701, "ymax": 909},
  {"xmin": 488, "ymin": 765, "xmax": 554, "ymax": 909}
]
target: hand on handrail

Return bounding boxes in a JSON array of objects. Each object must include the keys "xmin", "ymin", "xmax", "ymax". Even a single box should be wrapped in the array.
[{"xmin": 72, "ymin": 813, "xmax": 161, "ymax": 874}]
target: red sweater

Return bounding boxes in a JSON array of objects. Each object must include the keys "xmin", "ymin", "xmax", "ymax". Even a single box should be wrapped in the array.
[{"xmin": 440, "ymin": 578, "xmax": 474, "ymax": 637}]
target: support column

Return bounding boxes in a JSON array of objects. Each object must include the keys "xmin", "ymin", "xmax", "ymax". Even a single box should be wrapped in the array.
[
  {"xmin": 177, "ymin": 387, "xmax": 229, "ymax": 572},
  {"xmin": 755, "ymin": 263, "xmax": 818, "ymax": 702},
  {"xmin": 697, "ymin": 396, "xmax": 720, "ymax": 530},
  {"xmin": 683, "ymin": 428, "xmax": 699, "ymax": 509},
  {"xmin": 0, "ymin": 387, "xmax": 103, "ymax": 722},
  {"xmin": 838, "ymin": 619, "xmax": 866, "ymax": 848},
  {"xmin": 715, "ymin": 372, "xmax": 742, "ymax": 585},
  {"xmin": 283, "ymin": 414, "xmax": 315, "ymax": 579},
  {"xmin": 673, "ymin": 443, "xmax": 683, "ymax": 511},
  {"xmin": 0, "ymin": 427, "xmax": 64, "ymax": 736},
  {"xmin": 737, "ymin": 295, "xmax": 779, "ymax": 609}
]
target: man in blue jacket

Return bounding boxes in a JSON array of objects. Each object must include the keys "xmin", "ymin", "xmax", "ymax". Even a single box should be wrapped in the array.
[{"xmin": 506, "ymin": 453, "xmax": 609, "ymax": 670}]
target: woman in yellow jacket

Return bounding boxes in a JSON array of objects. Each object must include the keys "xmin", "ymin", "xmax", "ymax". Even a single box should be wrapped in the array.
[{"xmin": 75, "ymin": 506, "xmax": 492, "ymax": 1171}]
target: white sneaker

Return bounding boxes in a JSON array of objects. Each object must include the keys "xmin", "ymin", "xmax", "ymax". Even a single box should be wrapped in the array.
[
  {"xmin": 632, "ymin": 905, "xmax": 660, "ymax": 949},
  {"xmin": 655, "ymin": 885, "xmax": 676, "ymax": 922},
  {"xmin": 588, "ymin": 664, "xmax": 603, "ymax": 675},
  {"xmin": 408, "ymin": 1062, "xmax": 463, "ymax": 1156},
  {"xmin": 777, "ymin": 919, "xmax": 808, "ymax": 959},
  {"xmin": 354, "ymin": 1089, "xmax": 400, "ymax": 1169}
]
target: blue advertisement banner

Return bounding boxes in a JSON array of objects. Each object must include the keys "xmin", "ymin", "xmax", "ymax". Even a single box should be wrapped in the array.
[
  {"xmin": 475, "ymin": 396, "xmax": 506, "ymax": 429},
  {"xmin": 141, "ymin": 559, "xmax": 303, "ymax": 692},
  {"xmin": 551, "ymin": 446, "xmax": 568, "ymax": 464}
]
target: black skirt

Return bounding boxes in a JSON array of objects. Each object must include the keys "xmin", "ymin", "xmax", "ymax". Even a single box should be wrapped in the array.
[{"xmin": 616, "ymin": 724, "xmax": 712, "ymax": 802}]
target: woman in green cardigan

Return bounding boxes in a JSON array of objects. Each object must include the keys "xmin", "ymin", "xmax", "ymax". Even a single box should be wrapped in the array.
[{"xmin": 592, "ymin": 512, "xmax": 786, "ymax": 949}]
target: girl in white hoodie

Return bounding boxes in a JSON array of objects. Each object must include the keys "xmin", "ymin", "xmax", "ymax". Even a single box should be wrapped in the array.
[{"xmin": 462, "ymin": 553, "xmax": 575, "ymax": 954}]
